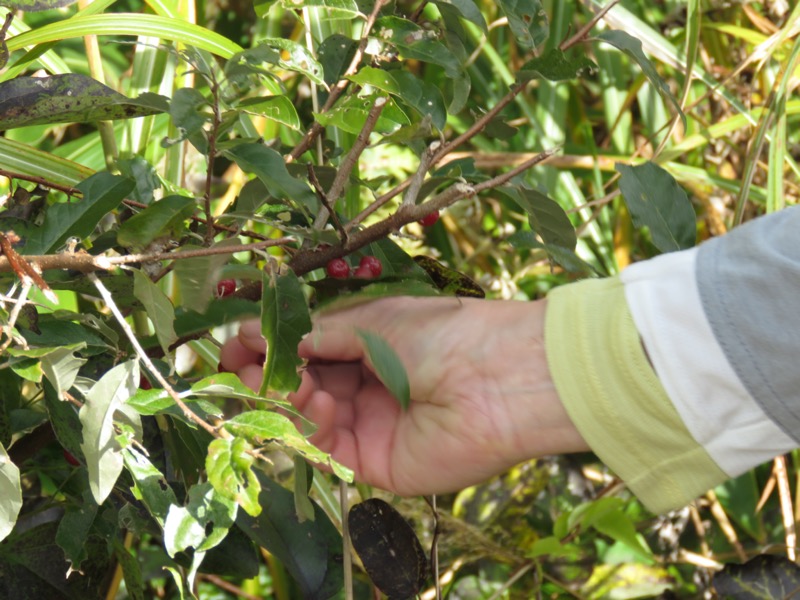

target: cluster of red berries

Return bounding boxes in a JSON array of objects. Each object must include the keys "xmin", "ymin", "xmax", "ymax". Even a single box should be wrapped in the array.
[{"xmin": 326, "ymin": 255, "xmax": 383, "ymax": 280}]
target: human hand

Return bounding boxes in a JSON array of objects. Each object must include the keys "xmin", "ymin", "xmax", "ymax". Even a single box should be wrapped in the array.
[{"xmin": 219, "ymin": 296, "xmax": 587, "ymax": 496}]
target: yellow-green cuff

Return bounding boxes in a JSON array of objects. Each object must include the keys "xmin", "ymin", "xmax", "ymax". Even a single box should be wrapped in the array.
[{"xmin": 545, "ymin": 277, "xmax": 727, "ymax": 514}]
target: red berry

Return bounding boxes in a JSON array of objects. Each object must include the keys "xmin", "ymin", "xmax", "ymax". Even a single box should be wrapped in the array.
[
  {"xmin": 418, "ymin": 210, "xmax": 440, "ymax": 227},
  {"xmin": 63, "ymin": 449, "xmax": 80, "ymax": 466},
  {"xmin": 358, "ymin": 256, "xmax": 383, "ymax": 277},
  {"xmin": 139, "ymin": 376, "xmax": 152, "ymax": 390},
  {"xmin": 326, "ymin": 258, "xmax": 350, "ymax": 279},
  {"xmin": 216, "ymin": 279, "xmax": 236, "ymax": 298},
  {"xmin": 353, "ymin": 265, "xmax": 376, "ymax": 279}
]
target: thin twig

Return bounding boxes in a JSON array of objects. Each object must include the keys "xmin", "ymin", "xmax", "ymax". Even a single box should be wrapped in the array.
[
  {"xmin": 410, "ymin": 0, "xmax": 429, "ymax": 22},
  {"xmin": 559, "ymin": 0, "xmax": 622, "ymax": 51},
  {"xmin": 0, "ymin": 232, "xmax": 57, "ymax": 302},
  {"xmin": 0, "ymin": 238, "xmax": 295, "ymax": 275},
  {"xmin": 89, "ymin": 272, "xmax": 220, "ymax": 438},
  {"xmin": 424, "ymin": 495, "xmax": 442, "ymax": 600},
  {"xmin": 341, "ymin": 480, "xmax": 354, "ymax": 600},
  {"xmin": 288, "ymin": 0, "xmax": 389, "ymax": 162},
  {"xmin": 308, "ymin": 165, "xmax": 347, "ymax": 244},
  {"xmin": 401, "ymin": 142, "xmax": 440, "ymax": 208},
  {"xmin": 350, "ymin": 83, "xmax": 527, "ymax": 226},
  {"xmin": 313, "ymin": 96, "xmax": 387, "ymax": 229},
  {"xmin": 0, "ymin": 281, "xmax": 32, "ymax": 353},
  {"xmin": 203, "ymin": 78, "xmax": 222, "ymax": 247}
]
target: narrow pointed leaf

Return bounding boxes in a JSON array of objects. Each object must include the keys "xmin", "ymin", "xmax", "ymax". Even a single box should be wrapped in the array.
[
  {"xmin": 133, "ymin": 270, "xmax": 178, "ymax": 358},
  {"xmin": 259, "ymin": 270, "xmax": 312, "ymax": 395},
  {"xmin": 357, "ymin": 329, "xmax": 410, "ymax": 411},
  {"xmin": 0, "ymin": 444, "xmax": 22, "ymax": 542}
]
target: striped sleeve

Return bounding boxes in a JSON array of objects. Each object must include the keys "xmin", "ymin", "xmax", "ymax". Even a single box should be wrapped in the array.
[{"xmin": 545, "ymin": 206, "xmax": 800, "ymax": 514}]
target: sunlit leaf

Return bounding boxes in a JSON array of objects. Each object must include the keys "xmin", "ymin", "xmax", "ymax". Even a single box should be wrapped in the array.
[
  {"xmin": 314, "ymin": 93, "xmax": 409, "ymax": 135},
  {"xmin": 254, "ymin": 38, "xmax": 325, "ymax": 86},
  {"xmin": 237, "ymin": 95, "xmax": 301, "ymax": 130},
  {"xmin": 164, "ymin": 482, "xmax": 237, "ymax": 557},
  {"xmin": 260, "ymin": 270, "xmax": 312, "ymax": 395},
  {"xmin": 206, "ymin": 437, "xmax": 261, "ymax": 517},
  {"xmin": 510, "ymin": 187, "xmax": 577, "ymax": 250},
  {"xmin": 616, "ymin": 161, "xmax": 696, "ymax": 252},
  {"xmin": 224, "ymin": 410, "xmax": 353, "ymax": 481},
  {"xmin": 122, "ymin": 446, "xmax": 178, "ymax": 528},
  {"xmin": 376, "ymin": 16, "xmax": 462, "ymax": 78},
  {"xmin": 80, "ymin": 361, "xmax": 140, "ymax": 503},
  {"xmin": 0, "ymin": 443, "xmax": 22, "ymax": 542}
]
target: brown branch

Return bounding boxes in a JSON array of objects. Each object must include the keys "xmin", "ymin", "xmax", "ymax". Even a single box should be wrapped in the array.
[
  {"xmin": 350, "ymin": 82, "xmax": 528, "ymax": 225},
  {"xmin": 318, "ymin": 96, "xmax": 387, "ymax": 226},
  {"xmin": 559, "ymin": 0, "xmax": 622, "ymax": 51},
  {"xmin": 0, "ymin": 238, "xmax": 295, "ymax": 275},
  {"xmin": 307, "ymin": 165, "xmax": 347, "ymax": 244},
  {"xmin": 288, "ymin": 0, "xmax": 389, "ymax": 162},
  {"xmin": 0, "ymin": 232, "xmax": 57, "ymax": 302}
]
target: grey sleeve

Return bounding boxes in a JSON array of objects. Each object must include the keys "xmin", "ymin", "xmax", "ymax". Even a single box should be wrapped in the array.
[{"xmin": 696, "ymin": 206, "xmax": 800, "ymax": 443}]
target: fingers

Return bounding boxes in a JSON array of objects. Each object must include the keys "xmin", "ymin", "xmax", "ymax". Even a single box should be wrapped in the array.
[
  {"xmin": 219, "ymin": 336, "xmax": 263, "ymax": 373},
  {"xmin": 298, "ymin": 319, "xmax": 366, "ymax": 362},
  {"xmin": 239, "ymin": 319, "xmax": 267, "ymax": 354}
]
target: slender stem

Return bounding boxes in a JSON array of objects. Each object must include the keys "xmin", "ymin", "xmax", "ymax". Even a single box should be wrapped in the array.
[
  {"xmin": 203, "ymin": 78, "xmax": 222, "ymax": 247},
  {"xmin": 340, "ymin": 480, "xmax": 353, "ymax": 600},
  {"xmin": 313, "ymin": 97, "xmax": 387, "ymax": 229},
  {"xmin": 0, "ymin": 281, "xmax": 32, "ymax": 353},
  {"xmin": 288, "ymin": 0, "xmax": 389, "ymax": 162},
  {"xmin": 0, "ymin": 238, "xmax": 295, "ymax": 275},
  {"xmin": 559, "ymin": 0, "xmax": 622, "ymax": 51},
  {"xmin": 89, "ymin": 273, "xmax": 219, "ymax": 438}
]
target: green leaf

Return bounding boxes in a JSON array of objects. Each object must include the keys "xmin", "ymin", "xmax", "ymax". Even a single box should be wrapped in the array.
[
  {"xmin": 518, "ymin": 47, "xmax": 597, "ymax": 82},
  {"xmin": 23, "ymin": 171, "xmax": 134, "ymax": 255},
  {"xmin": 206, "ymin": 437, "xmax": 261, "ymax": 517},
  {"xmin": 376, "ymin": 16, "xmax": 462, "ymax": 78},
  {"xmin": 55, "ymin": 490, "xmax": 98, "ymax": 570},
  {"xmin": 509, "ymin": 187, "xmax": 576, "ymax": 250},
  {"xmin": 597, "ymin": 30, "xmax": 687, "ymax": 131},
  {"xmin": 164, "ymin": 482, "xmax": 237, "ymax": 557},
  {"xmin": 0, "ymin": 74, "xmax": 168, "ymax": 130},
  {"xmin": 293, "ymin": 456, "xmax": 315, "ymax": 523},
  {"xmin": 113, "ymin": 540, "xmax": 145, "ymax": 600},
  {"xmin": 117, "ymin": 195, "xmax": 196, "ymax": 250},
  {"xmin": 122, "ymin": 446, "xmax": 178, "ymax": 527},
  {"xmin": 279, "ymin": 0, "xmax": 362, "ymax": 19},
  {"xmin": 433, "ymin": 0, "xmax": 487, "ymax": 31},
  {"xmin": 253, "ymin": 38, "xmax": 325, "ymax": 86},
  {"xmin": 166, "ymin": 88, "xmax": 209, "ymax": 153},
  {"xmin": 317, "ymin": 33, "xmax": 358, "ymax": 86},
  {"xmin": 224, "ymin": 410, "xmax": 353, "ymax": 481},
  {"xmin": 191, "ymin": 372, "xmax": 302, "ymax": 417},
  {"xmin": 348, "ymin": 66, "xmax": 402, "ymax": 94},
  {"xmin": 713, "ymin": 554, "xmax": 800, "ymax": 600},
  {"xmin": 387, "ymin": 71, "xmax": 448, "ymax": 132},
  {"xmin": 616, "ymin": 161, "xmax": 696, "ymax": 252},
  {"xmin": 357, "ymin": 329, "xmax": 410, "ymax": 411},
  {"xmin": 497, "ymin": 0, "xmax": 549, "ymax": 49},
  {"xmin": 314, "ymin": 93, "xmax": 410, "ymax": 135},
  {"xmin": 0, "ymin": 443, "xmax": 22, "ymax": 542},
  {"xmin": 40, "ymin": 345, "xmax": 87, "ymax": 400},
  {"xmin": 79, "ymin": 361, "xmax": 140, "ymax": 504},
  {"xmin": 237, "ymin": 96, "xmax": 302, "ymax": 131},
  {"xmin": 133, "ymin": 270, "xmax": 177, "ymax": 358},
  {"xmin": 224, "ymin": 143, "xmax": 318, "ymax": 212},
  {"xmin": 237, "ymin": 470, "xmax": 344, "ymax": 599},
  {"xmin": 260, "ymin": 270, "xmax": 312, "ymax": 395},
  {"xmin": 507, "ymin": 232, "xmax": 602, "ymax": 275},
  {"xmin": 0, "ymin": 0, "xmax": 78, "ymax": 11},
  {"xmin": 173, "ymin": 238, "xmax": 241, "ymax": 314}
]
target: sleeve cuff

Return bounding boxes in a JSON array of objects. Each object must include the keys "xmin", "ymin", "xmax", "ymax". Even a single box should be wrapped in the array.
[{"xmin": 544, "ymin": 276, "xmax": 727, "ymax": 514}]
